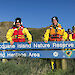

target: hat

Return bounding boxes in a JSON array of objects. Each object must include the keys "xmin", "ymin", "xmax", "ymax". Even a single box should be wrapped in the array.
[
  {"xmin": 52, "ymin": 16, "xmax": 58, "ymax": 22},
  {"xmin": 15, "ymin": 18, "xmax": 21, "ymax": 23},
  {"xmin": 72, "ymin": 26, "xmax": 75, "ymax": 30}
]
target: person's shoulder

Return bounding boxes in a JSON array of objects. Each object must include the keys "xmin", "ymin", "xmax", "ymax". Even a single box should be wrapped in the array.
[
  {"xmin": 58, "ymin": 23, "xmax": 62, "ymax": 27},
  {"xmin": 7, "ymin": 27, "xmax": 14, "ymax": 32},
  {"xmin": 48, "ymin": 25, "xmax": 53, "ymax": 29},
  {"xmin": 8, "ymin": 27, "xmax": 14, "ymax": 30},
  {"xmin": 23, "ymin": 27, "xmax": 27, "ymax": 29},
  {"xmin": 23, "ymin": 27, "xmax": 29, "ymax": 31},
  {"xmin": 45, "ymin": 26, "xmax": 52, "ymax": 31},
  {"xmin": 58, "ymin": 23, "xmax": 64, "ymax": 29}
]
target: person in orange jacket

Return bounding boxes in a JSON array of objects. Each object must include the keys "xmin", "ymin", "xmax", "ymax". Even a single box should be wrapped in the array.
[
  {"xmin": 44, "ymin": 16, "xmax": 68, "ymax": 70},
  {"xmin": 6, "ymin": 18, "xmax": 32, "ymax": 45},
  {"xmin": 44, "ymin": 17, "xmax": 67, "ymax": 42}
]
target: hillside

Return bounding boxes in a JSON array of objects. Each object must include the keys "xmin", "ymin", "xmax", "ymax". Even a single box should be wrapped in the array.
[{"xmin": 0, "ymin": 22, "xmax": 13, "ymax": 42}]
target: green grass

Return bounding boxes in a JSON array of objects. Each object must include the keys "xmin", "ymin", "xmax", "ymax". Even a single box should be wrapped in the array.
[{"xmin": 0, "ymin": 58, "xmax": 74, "ymax": 75}]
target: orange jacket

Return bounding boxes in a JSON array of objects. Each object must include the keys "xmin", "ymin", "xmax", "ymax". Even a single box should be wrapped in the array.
[{"xmin": 44, "ymin": 23, "xmax": 68, "ymax": 41}]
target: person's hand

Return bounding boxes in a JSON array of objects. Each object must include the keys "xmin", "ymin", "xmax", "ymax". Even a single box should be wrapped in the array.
[
  {"xmin": 28, "ymin": 41, "xmax": 31, "ymax": 44},
  {"xmin": 44, "ymin": 40, "xmax": 48, "ymax": 43},
  {"xmin": 10, "ymin": 41, "xmax": 14, "ymax": 45}
]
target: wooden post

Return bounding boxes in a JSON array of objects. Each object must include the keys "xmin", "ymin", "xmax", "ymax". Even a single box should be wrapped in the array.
[
  {"xmin": 61, "ymin": 41, "xmax": 67, "ymax": 70},
  {"xmin": 62, "ymin": 59, "xmax": 67, "ymax": 70},
  {"xmin": 2, "ymin": 41, "xmax": 8, "ymax": 63},
  {"xmin": 56, "ymin": 59, "xmax": 61, "ymax": 70}
]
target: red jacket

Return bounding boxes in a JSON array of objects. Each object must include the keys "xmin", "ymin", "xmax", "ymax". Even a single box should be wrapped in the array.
[
  {"xmin": 72, "ymin": 33, "xmax": 75, "ymax": 39},
  {"xmin": 12, "ymin": 26, "xmax": 25, "ymax": 42}
]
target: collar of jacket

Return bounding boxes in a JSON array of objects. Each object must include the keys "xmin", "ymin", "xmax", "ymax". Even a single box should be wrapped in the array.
[{"xmin": 53, "ymin": 23, "xmax": 59, "ymax": 29}]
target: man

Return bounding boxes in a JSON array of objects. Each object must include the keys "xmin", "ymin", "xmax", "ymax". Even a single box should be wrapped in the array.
[
  {"xmin": 72, "ymin": 26, "xmax": 75, "ymax": 41},
  {"xmin": 67, "ymin": 29, "xmax": 72, "ymax": 41},
  {"xmin": 44, "ymin": 16, "xmax": 67, "ymax": 42},
  {"xmin": 68, "ymin": 26, "xmax": 75, "ymax": 50},
  {"xmin": 6, "ymin": 18, "xmax": 32, "ymax": 45},
  {"xmin": 44, "ymin": 16, "xmax": 67, "ymax": 70},
  {"xmin": 68, "ymin": 26, "xmax": 75, "ymax": 41}
]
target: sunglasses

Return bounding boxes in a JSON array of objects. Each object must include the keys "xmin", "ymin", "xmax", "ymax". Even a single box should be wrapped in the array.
[{"xmin": 16, "ymin": 24, "xmax": 20, "ymax": 25}]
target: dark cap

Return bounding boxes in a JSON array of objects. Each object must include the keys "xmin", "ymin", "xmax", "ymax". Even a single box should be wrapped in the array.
[
  {"xmin": 15, "ymin": 18, "xmax": 21, "ymax": 23},
  {"xmin": 52, "ymin": 16, "xmax": 58, "ymax": 22},
  {"xmin": 72, "ymin": 26, "xmax": 75, "ymax": 30}
]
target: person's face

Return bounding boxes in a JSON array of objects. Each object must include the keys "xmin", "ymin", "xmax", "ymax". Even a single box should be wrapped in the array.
[
  {"xmin": 73, "ymin": 29, "xmax": 75, "ymax": 33},
  {"xmin": 69, "ymin": 30, "xmax": 71, "ymax": 33},
  {"xmin": 53, "ymin": 19, "xmax": 58, "ymax": 25},
  {"xmin": 16, "ymin": 23, "xmax": 21, "ymax": 27}
]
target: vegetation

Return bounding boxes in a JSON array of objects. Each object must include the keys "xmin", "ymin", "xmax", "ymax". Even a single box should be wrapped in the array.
[{"xmin": 0, "ymin": 58, "xmax": 75, "ymax": 75}]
